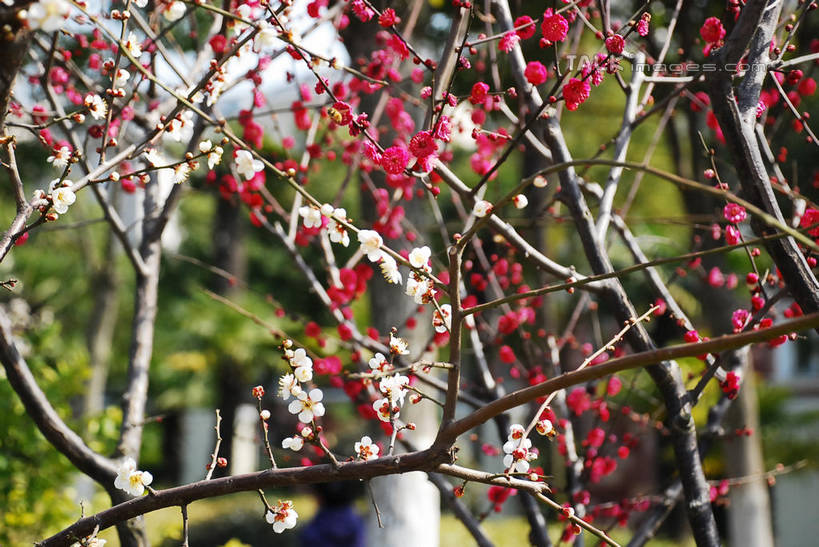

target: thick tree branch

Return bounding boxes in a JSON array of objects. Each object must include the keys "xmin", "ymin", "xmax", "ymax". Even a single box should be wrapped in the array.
[
  {"xmin": 39, "ymin": 447, "xmax": 452, "ymax": 546},
  {"xmin": 116, "ymin": 177, "xmax": 162, "ymax": 460},
  {"xmin": 439, "ymin": 311, "xmax": 819, "ymax": 443},
  {"xmin": 706, "ymin": 0, "xmax": 819, "ymax": 319}
]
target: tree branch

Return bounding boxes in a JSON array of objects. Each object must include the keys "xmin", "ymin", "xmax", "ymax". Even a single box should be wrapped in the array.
[
  {"xmin": 39, "ymin": 447, "xmax": 452, "ymax": 546},
  {"xmin": 439, "ymin": 311, "xmax": 819, "ymax": 442},
  {"xmin": 706, "ymin": 0, "xmax": 819, "ymax": 319}
]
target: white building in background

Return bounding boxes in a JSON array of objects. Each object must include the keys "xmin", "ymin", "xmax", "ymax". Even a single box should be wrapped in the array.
[{"xmin": 769, "ymin": 333, "xmax": 819, "ymax": 547}]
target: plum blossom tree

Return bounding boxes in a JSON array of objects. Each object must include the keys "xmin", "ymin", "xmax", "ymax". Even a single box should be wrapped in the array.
[{"xmin": 1, "ymin": 0, "xmax": 818, "ymax": 546}]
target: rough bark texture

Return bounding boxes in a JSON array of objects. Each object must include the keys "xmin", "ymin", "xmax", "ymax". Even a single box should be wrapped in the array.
[
  {"xmin": 113, "ymin": 177, "xmax": 164, "ymax": 547},
  {"xmin": 40, "ymin": 447, "xmax": 452, "ymax": 547},
  {"xmin": 0, "ymin": 11, "xmax": 28, "ymax": 133},
  {"xmin": 706, "ymin": 0, "xmax": 819, "ymax": 319}
]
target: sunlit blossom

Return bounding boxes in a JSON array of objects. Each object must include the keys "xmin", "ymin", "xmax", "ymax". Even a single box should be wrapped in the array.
[
  {"xmin": 113, "ymin": 457, "xmax": 153, "ymax": 496},
  {"xmin": 235, "ymin": 149, "xmax": 264, "ymax": 180},
  {"xmin": 47, "ymin": 146, "xmax": 71, "ymax": 169},
  {"xmin": 357, "ymin": 229, "xmax": 384, "ymax": 262},
  {"xmin": 265, "ymin": 500, "xmax": 298, "ymax": 533},
  {"xmin": 26, "ymin": 0, "xmax": 71, "ymax": 32},
  {"xmin": 355, "ymin": 436, "xmax": 379, "ymax": 461},
  {"xmin": 287, "ymin": 388, "xmax": 325, "ymax": 423},
  {"xmin": 50, "ymin": 180, "xmax": 76, "ymax": 214}
]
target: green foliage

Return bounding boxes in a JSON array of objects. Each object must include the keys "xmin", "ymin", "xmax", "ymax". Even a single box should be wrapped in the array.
[
  {"xmin": 0, "ymin": 315, "xmax": 120, "ymax": 544},
  {"xmin": 758, "ymin": 383, "xmax": 819, "ymax": 470}
]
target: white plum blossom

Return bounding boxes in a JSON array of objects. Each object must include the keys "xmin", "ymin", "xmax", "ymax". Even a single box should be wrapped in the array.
[
  {"xmin": 513, "ymin": 194, "xmax": 528, "ymax": 209},
  {"xmin": 508, "ymin": 423, "xmax": 525, "ymax": 438},
  {"xmin": 234, "ymin": 3, "xmax": 254, "ymax": 32},
  {"xmin": 47, "ymin": 146, "xmax": 71, "ymax": 169},
  {"xmin": 165, "ymin": 111, "xmax": 194, "ymax": 142},
  {"xmin": 172, "ymin": 163, "xmax": 191, "ymax": 185},
  {"xmin": 389, "ymin": 332, "xmax": 409, "ymax": 355},
  {"xmin": 408, "ymin": 246, "xmax": 431, "ymax": 269},
  {"xmin": 368, "ymin": 352, "xmax": 389, "ymax": 372},
  {"xmin": 278, "ymin": 373, "xmax": 302, "ymax": 400},
  {"xmin": 355, "ymin": 436, "xmax": 379, "ymax": 461},
  {"xmin": 473, "ymin": 200, "xmax": 493, "ymax": 218},
  {"xmin": 502, "ymin": 424, "xmax": 536, "ymax": 474},
  {"xmin": 379, "ymin": 373, "xmax": 409, "ymax": 406},
  {"xmin": 26, "ymin": 0, "xmax": 71, "ymax": 32},
  {"xmin": 187, "ymin": 86, "xmax": 205, "ymax": 105},
  {"xmin": 235, "ymin": 149, "xmax": 264, "ymax": 180},
  {"xmin": 50, "ymin": 180, "xmax": 76, "ymax": 214},
  {"xmin": 293, "ymin": 364, "xmax": 312, "ymax": 383},
  {"xmin": 123, "ymin": 32, "xmax": 142, "ymax": 59},
  {"xmin": 260, "ymin": 409, "xmax": 271, "ymax": 420},
  {"xmin": 357, "ymin": 229, "xmax": 384, "ymax": 262},
  {"xmin": 281, "ymin": 436, "xmax": 304, "ymax": 451},
  {"xmin": 290, "ymin": 348, "xmax": 313, "ymax": 368},
  {"xmin": 405, "ymin": 273, "xmax": 435, "ymax": 305},
  {"xmin": 373, "ymin": 398, "xmax": 395, "ymax": 422},
  {"xmin": 327, "ymin": 208, "xmax": 350, "ymax": 247},
  {"xmin": 535, "ymin": 419, "xmax": 555, "ymax": 437},
  {"xmin": 113, "ymin": 68, "xmax": 130, "ymax": 89},
  {"xmin": 255, "ymin": 25, "xmax": 278, "ymax": 51},
  {"xmin": 143, "ymin": 148, "xmax": 163, "ymax": 167},
  {"xmin": 265, "ymin": 500, "xmax": 298, "ymax": 533},
  {"xmin": 84, "ymin": 94, "xmax": 107, "ymax": 120},
  {"xmin": 288, "ymin": 388, "xmax": 325, "ymax": 423},
  {"xmin": 290, "ymin": 348, "xmax": 312, "ymax": 369},
  {"xmin": 298, "ymin": 205, "xmax": 323, "ymax": 229},
  {"xmin": 432, "ymin": 304, "xmax": 452, "ymax": 333},
  {"xmin": 378, "ymin": 255, "xmax": 402, "ymax": 285},
  {"xmin": 289, "ymin": 348, "xmax": 313, "ymax": 383},
  {"xmin": 163, "ymin": 0, "xmax": 186, "ymax": 21},
  {"xmin": 113, "ymin": 457, "xmax": 153, "ymax": 496},
  {"xmin": 207, "ymin": 78, "xmax": 226, "ymax": 107},
  {"xmin": 199, "ymin": 140, "xmax": 223, "ymax": 169},
  {"xmin": 372, "ymin": 373, "xmax": 410, "ymax": 423}
]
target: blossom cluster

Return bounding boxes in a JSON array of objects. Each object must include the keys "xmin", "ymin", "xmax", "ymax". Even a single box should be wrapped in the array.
[
  {"xmin": 113, "ymin": 457, "xmax": 153, "ymax": 497},
  {"xmin": 266, "ymin": 500, "xmax": 299, "ymax": 533},
  {"xmin": 274, "ymin": 345, "xmax": 325, "ymax": 429},
  {"xmin": 502, "ymin": 424, "xmax": 538, "ymax": 474}
]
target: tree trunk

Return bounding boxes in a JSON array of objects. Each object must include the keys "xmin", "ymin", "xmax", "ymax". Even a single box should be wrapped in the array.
[
  {"xmin": 340, "ymin": 5, "xmax": 441, "ymax": 544},
  {"xmin": 365, "ymin": 220, "xmax": 440, "ymax": 547}
]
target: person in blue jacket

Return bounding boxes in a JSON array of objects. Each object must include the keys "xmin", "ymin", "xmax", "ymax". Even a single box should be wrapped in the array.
[{"xmin": 300, "ymin": 480, "xmax": 366, "ymax": 547}]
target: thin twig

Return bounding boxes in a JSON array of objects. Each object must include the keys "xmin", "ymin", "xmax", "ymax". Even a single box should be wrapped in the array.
[
  {"xmin": 366, "ymin": 480, "xmax": 383, "ymax": 528},
  {"xmin": 258, "ymin": 399, "xmax": 277, "ymax": 469},
  {"xmin": 204, "ymin": 409, "xmax": 223, "ymax": 480},
  {"xmin": 180, "ymin": 504, "xmax": 189, "ymax": 547}
]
